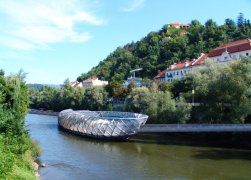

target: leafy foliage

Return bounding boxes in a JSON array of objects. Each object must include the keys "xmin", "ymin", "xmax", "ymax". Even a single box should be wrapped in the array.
[
  {"xmin": 0, "ymin": 73, "xmax": 39, "ymax": 179},
  {"xmin": 124, "ymin": 84, "xmax": 192, "ymax": 123},
  {"xmin": 176, "ymin": 57, "xmax": 251, "ymax": 123}
]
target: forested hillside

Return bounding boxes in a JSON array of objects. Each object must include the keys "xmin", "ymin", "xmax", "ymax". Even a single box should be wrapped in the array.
[{"xmin": 77, "ymin": 14, "xmax": 251, "ymax": 82}]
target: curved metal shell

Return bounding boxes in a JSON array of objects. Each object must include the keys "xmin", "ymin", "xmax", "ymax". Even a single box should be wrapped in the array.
[{"xmin": 58, "ymin": 109, "xmax": 148, "ymax": 139}]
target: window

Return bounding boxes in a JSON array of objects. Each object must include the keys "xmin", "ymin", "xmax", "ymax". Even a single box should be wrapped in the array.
[
  {"xmin": 246, "ymin": 53, "xmax": 249, "ymax": 56},
  {"xmin": 224, "ymin": 57, "xmax": 228, "ymax": 60},
  {"xmin": 177, "ymin": 71, "xmax": 179, "ymax": 75}
]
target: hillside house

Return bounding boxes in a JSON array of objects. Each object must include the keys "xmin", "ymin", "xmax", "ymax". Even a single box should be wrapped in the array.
[
  {"xmin": 70, "ymin": 77, "xmax": 108, "ymax": 88},
  {"xmin": 208, "ymin": 38, "xmax": 251, "ymax": 62}
]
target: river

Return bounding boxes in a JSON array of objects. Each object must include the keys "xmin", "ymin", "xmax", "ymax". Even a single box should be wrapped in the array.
[{"xmin": 26, "ymin": 114, "xmax": 251, "ymax": 180}]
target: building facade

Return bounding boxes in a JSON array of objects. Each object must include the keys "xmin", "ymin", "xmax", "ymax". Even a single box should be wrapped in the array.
[{"xmin": 208, "ymin": 38, "xmax": 251, "ymax": 62}]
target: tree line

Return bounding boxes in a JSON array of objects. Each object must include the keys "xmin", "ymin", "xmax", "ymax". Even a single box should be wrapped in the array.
[
  {"xmin": 77, "ymin": 13, "xmax": 251, "ymax": 83},
  {"xmin": 0, "ymin": 71, "xmax": 41, "ymax": 179},
  {"xmin": 29, "ymin": 57, "xmax": 251, "ymax": 124}
]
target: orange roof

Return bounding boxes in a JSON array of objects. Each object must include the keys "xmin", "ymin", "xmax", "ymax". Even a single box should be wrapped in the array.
[{"xmin": 208, "ymin": 38, "xmax": 251, "ymax": 57}]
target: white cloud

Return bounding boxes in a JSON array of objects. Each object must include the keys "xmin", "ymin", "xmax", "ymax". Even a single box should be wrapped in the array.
[
  {"xmin": 121, "ymin": 0, "xmax": 145, "ymax": 12},
  {"xmin": 0, "ymin": 0, "xmax": 105, "ymax": 50}
]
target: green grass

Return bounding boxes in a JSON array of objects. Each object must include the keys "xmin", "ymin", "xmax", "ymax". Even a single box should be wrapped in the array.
[{"xmin": 0, "ymin": 134, "xmax": 41, "ymax": 180}]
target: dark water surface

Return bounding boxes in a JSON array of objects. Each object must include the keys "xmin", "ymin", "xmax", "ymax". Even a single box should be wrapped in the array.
[{"xmin": 26, "ymin": 114, "xmax": 251, "ymax": 180}]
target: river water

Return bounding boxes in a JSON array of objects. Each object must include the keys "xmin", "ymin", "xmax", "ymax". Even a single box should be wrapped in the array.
[{"xmin": 26, "ymin": 114, "xmax": 251, "ymax": 180}]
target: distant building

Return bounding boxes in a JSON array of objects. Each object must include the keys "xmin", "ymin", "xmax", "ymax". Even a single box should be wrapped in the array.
[
  {"xmin": 208, "ymin": 38, "xmax": 251, "ymax": 62},
  {"xmin": 168, "ymin": 22, "xmax": 190, "ymax": 28},
  {"xmin": 154, "ymin": 53, "xmax": 208, "ymax": 83},
  {"xmin": 82, "ymin": 76, "xmax": 108, "ymax": 88},
  {"xmin": 70, "ymin": 77, "xmax": 108, "ymax": 88}
]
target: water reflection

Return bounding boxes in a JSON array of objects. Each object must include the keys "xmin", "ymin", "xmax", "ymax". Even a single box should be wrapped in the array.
[{"xmin": 26, "ymin": 114, "xmax": 251, "ymax": 180}]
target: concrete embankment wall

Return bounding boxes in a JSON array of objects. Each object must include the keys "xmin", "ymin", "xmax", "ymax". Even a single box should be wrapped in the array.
[{"xmin": 140, "ymin": 124, "xmax": 251, "ymax": 133}]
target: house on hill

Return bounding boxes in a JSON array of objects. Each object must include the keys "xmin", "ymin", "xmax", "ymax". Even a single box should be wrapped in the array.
[
  {"xmin": 70, "ymin": 77, "xmax": 108, "ymax": 88},
  {"xmin": 81, "ymin": 76, "xmax": 108, "ymax": 88},
  {"xmin": 208, "ymin": 38, "xmax": 251, "ymax": 62},
  {"xmin": 168, "ymin": 22, "xmax": 190, "ymax": 28}
]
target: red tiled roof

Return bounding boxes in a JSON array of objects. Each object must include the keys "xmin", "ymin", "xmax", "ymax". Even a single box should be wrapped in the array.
[
  {"xmin": 192, "ymin": 53, "xmax": 208, "ymax": 65},
  {"xmin": 154, "ymin": 68, "xmax": 169, "ymax": 79},
  {"xmin": 168, "ymin": 22, "xmax": 189, "ymax": 27},
  {"xmin": 208, "ymin": 39, "xmax": 251, "ymax": 57}
]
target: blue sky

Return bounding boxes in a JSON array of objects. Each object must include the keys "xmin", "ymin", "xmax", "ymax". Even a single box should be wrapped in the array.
[{"xmin": 0, "ymin": 0, "xmax": 250, "ymax": 84}]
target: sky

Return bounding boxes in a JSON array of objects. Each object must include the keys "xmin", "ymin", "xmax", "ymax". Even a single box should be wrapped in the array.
[{"xmin": 0, "ymin": 0, "xmax": 251, "ymax": 84}]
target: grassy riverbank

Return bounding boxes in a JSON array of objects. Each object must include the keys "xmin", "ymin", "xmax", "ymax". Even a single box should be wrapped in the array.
[{"xmin": 0, "ymin": 134, "xmax": 41, "ymax": 179}]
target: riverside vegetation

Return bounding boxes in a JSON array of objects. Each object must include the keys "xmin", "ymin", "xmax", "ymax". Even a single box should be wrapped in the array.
[{"xmin": 0, "ymin": 71, "xmax": 41, "ymax": 179}]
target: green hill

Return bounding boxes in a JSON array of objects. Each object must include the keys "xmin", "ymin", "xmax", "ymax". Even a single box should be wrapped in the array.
[{"xmin": 77, "ymin": 14, "xmax": 251, "ymax": 82}]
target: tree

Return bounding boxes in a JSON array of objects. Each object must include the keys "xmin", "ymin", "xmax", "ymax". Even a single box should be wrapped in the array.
[
  {"xmin": 0, "ymin": 69, "xmax": 4, "ymax": 76},
  {"xmin": 191, "ymin": 57, "xmax": 251, "ymax": 123},
  {"xmin": 83, "ymin": 87, "xmax": 108, "ymax": 110},
  {"xmin": 237, "ymin": 13, "xmax": 244, "ymax": 27}
]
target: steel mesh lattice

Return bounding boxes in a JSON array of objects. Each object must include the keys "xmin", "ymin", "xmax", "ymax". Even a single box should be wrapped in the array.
[{"xmin": 58, "ymin": 109, "xmax": 148, "ymax": 139}]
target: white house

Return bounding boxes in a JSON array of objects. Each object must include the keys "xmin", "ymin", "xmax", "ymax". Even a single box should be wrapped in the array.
[
  {"xmin": 70, "ymin": 77, "xmax": 108, "ymax": 88},
  {"xmin": 208, "ymin": 38, "xmax": 251, "ymax": 62},
  {"xmin": 82, "ymin": 76, "xmax": 108, "ymax": 88}
]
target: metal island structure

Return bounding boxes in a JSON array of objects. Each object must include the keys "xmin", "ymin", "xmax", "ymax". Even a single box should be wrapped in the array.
[{"xmin": 58, "ymin": 109, "xmax": 148, "ymax": 140}]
